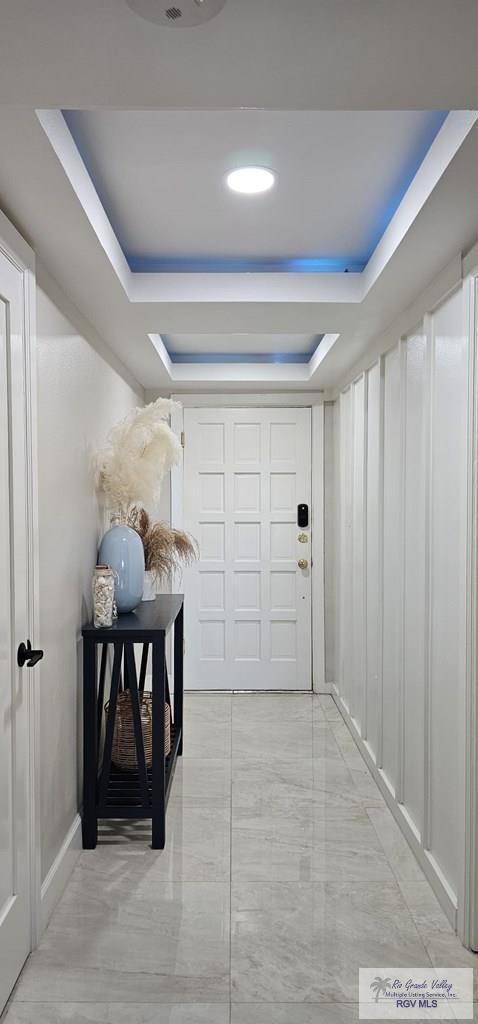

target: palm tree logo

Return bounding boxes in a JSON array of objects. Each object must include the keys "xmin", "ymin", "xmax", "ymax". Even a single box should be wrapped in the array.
[{"xmin": 370, "ymin": 976, "xmax": 392, "ymax": 1003}]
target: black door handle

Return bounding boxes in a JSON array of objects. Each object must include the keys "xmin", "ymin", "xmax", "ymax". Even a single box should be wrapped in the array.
[{"xmin": 17, "ymin": 640, "xmax": 44, "ymax": 668}]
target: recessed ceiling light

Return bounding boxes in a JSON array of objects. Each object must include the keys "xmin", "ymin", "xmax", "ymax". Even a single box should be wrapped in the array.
[{"xmin": 226, "ymin": 166, "xmax": 276, "ymax": 195}]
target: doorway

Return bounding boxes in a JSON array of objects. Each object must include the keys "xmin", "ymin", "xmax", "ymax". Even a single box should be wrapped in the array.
[
  {"xmin": 182, "ymin": 407, "xmax": 312, "ymax": 690},
  {"xmin": 0, "ymin": 223, "xmax": 37, "ymax": 1011}
]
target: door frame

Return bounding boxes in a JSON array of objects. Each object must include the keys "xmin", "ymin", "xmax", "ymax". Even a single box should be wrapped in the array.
[
  {"xmin": 0, "ymin": 209, "xmax": 41, "ymax": 951},
  {"xmin": 170, "ymin": 393, "xmax": 325, "ymax": 692},
  {"xmin": 462, "ymin": 267, "xmax": 478, "ymax": 950}
]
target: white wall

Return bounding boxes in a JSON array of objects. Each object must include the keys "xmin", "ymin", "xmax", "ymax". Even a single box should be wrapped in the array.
[
  {"xmin": 332, "ymin": 279, "xmax": 471, "ymax": 932},
  {"xmin": 36, "ymin": 280, "xmax": 142, "ymax": 912}
]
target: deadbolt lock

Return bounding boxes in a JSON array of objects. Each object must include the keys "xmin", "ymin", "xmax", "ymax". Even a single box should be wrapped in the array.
[
  {"xmin": 298, "ymin": 558, "xmax": 309, "ymax": 570},
  {"xmin": 298, "ymin": 532, "xmax": 308, "ymax": 543}
]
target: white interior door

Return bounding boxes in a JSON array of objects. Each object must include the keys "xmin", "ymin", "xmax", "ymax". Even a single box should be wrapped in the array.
[
  {"xmin": 183, "ymin": 407, "xmax": 312, "ymax": 690},
  {"xmin": 0, "ymin": 241, "xmax": 34, "ymax": 1009}
]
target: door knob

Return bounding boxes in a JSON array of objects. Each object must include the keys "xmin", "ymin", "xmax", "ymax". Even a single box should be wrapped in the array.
[
  {"xmin": 298, "ymin": 559, "xmax": 309, "ymax": 570},
  {"xmin": 17, "ymin": 640, "xmax": 44, "ymax": 668}
]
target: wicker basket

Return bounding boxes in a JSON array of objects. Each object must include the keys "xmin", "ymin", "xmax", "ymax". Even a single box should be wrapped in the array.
[{"xmin": 106, "ymin": 691, "xmax": 171, "ymax": 770}]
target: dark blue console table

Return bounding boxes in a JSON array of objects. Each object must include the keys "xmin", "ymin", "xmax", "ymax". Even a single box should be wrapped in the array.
[{"xmin": 81, "ymin": 595, "xmax": 184, "ymax": 850}]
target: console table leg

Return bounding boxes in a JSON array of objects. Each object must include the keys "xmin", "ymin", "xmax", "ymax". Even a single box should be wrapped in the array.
[
  {"xmin": 174, "ymin": 604, "xmax": 184, "ymax": 755},
  {"xmin": 151, "ymin": 636, "xmax": 166, "ymax": 849},
  {"xmin": 82, "ymin": 638, "xmax": 98, "ymax": 849}
]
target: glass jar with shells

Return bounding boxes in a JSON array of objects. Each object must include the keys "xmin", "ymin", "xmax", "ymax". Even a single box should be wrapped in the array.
[{"xmin": 92, "ymin": 565, "xmax": 115, "ymax": 628}]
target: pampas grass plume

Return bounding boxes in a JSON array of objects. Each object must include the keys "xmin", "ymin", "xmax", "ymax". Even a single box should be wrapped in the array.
[{"xmin": 95, "ymin": 398, "xmax": 181, "ymax": 517}]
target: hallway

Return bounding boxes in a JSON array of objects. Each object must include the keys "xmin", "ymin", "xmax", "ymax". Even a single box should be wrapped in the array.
[{"xmin": 5, "ymin": 693, "xmax": 477, "ymax": 1022}]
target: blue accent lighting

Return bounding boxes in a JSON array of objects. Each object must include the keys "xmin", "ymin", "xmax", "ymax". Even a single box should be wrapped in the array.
[{"xmin": 63, "ymin": 108, "xmax": 449, "ymax": 276}]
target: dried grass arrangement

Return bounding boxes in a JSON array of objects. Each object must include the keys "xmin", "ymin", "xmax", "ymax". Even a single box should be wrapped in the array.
[
  {"xmin": 127, "ymin": 507, "xmax": 198, "ymax": 583},
  {"xmin": 95, "ymin": 398, "xmax": 181, "ymax": 519}
]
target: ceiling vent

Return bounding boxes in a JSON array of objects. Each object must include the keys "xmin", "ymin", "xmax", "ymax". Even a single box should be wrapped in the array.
[{"xmin": 126, "ymin": 0, "xmax": 226, "ymax": 26}]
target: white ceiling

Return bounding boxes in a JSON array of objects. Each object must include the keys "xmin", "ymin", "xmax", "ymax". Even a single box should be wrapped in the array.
[
  {"xmin": 0, "ymin": 0, "xmax": 478, "ymax": 111},
  {"xmin": 63, "ymin": 109, "xmax": 445, "ymax": 268},
  {"xmin": 0, "ymin": 1, "xmax": 478, "ymax": 392},
  {"xmin": 0, "ymin": 103, "xmax": 474, "ymax": 391}
]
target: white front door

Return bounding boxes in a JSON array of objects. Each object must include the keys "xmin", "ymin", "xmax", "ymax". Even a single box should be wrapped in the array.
[
  {"xmin": 0, "ymin": 240, "xmax": 34, "ymax": 1009},
  {"xmin": 183, "ymin": 407, "xmax": 312, "ymax": 690}
]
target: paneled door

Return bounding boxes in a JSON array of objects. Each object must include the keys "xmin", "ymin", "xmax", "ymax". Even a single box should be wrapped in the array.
[
  {"xmin": 0, "ymin": 234, "xmax": 35, "ymax": 1010},
  {"xmin": 183, "ymin": 408, "xmax": 312, "ymax": 690}
]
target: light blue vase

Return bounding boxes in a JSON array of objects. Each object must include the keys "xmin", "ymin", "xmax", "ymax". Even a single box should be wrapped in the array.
[{"xmin": 98, "ymin": 524, "xmax": 145, "ymax": 613}]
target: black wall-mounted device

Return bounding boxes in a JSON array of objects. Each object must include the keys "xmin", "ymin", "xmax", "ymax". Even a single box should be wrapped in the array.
[{"xmin": 297, "ymin": 503, "xmax": 309, "ymax": 528}]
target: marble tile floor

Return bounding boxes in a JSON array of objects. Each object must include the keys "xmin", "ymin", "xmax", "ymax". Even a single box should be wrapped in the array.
[{"xmin": 4, "ymin": 693, "xmax": 478, "ymax": 1023}]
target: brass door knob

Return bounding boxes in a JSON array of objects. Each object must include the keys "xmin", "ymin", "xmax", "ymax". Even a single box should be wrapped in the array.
[{"xmin": 298, "ymin": 558, "xmax": 309, "ymax": 570}]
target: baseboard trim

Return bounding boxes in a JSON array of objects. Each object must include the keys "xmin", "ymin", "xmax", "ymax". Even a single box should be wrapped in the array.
[
  {"xmin": 39, "ymin": 814, "xmax": 82, "ymax": 937},
  {"xmin": 332, "ymin": 685, "xmax": 458, "ymax": 931}
]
